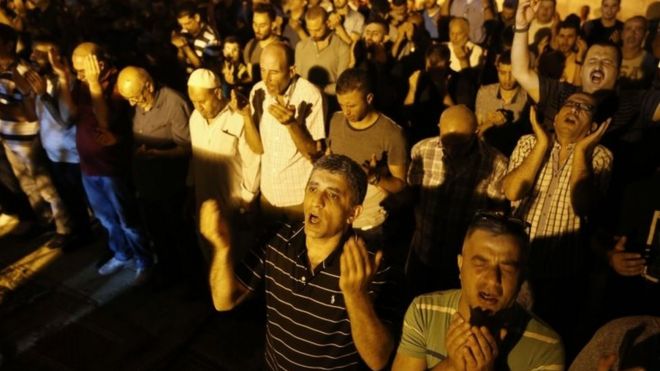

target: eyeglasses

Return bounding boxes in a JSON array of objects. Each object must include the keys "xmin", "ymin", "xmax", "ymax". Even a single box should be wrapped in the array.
[
  {"xmin": 471, "ymin": 210, "xmax": 531, "ymax": 237},
  {"xmin": 563, "ymin": 100, "xmax": 594, "ymax": 113}
]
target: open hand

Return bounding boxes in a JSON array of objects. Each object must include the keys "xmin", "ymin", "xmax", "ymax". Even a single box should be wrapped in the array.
[
  {"xmin": 608, "ymin": 236, "xmax": 646, "ymax": 277},
  {"xmin": 24, "ymin": 70, "xmax": 47, "ymax": 96},
  {"xmin": 339, "ymin": 236, "xmax": 383, "ymax": 298},
  {"xmin": 529, "ymin": 106, "xmax": 550, "ymax": 146},
  {"xmin": 575, "ymin": 118, "xmax": 611, "ymax": 155},
  {"xmin": 516, "ymin": 0, "xmax": 540, "ymax": 29}
]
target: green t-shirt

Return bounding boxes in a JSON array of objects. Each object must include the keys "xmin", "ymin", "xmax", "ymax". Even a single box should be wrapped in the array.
[{"xmin": 397, "ymin": 290, "xmax": 565, "ymax": 370}]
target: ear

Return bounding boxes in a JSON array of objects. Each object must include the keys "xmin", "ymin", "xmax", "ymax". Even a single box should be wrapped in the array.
[
  {"xmin": 347, "ymin": 205, "xmax": 363, "ymax": 224},
  {"xmin": 366, "ymin": 92, "xmax": 374, "ymax": 105},
  {"xmin": 194, "ymin": 14, "xmax": 201, "ymax": 23},
  {"xmin": 457, "ymin": 254, "xmax": 463, "ymax": 274},
  {"xmin": 289, "ymin": 65, "xmax": 296, "ymax": 78},
  {"xmin": 214, "ymin": 87, "xmax": 223, "ymax": 99}
]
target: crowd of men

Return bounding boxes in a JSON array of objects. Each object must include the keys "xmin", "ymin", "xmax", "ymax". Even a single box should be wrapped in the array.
[{"xmin": 1, "ymin": 0, "xmax": 659, "ymax": 369}]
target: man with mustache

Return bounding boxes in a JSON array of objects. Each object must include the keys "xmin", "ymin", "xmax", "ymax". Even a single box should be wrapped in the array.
[
  {"xmin": 503, "ymin": 93, "xmax": 613, "ymax": 355},
  {"xmin": 512, "ymin": 0, "xmax": 660, "ymax": 143},
  {"xmin": 393, "ymin": 211, "xmax": 564, "ymax": 371}
]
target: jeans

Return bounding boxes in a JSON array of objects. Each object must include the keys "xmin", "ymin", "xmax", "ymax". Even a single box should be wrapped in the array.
[{"xmin": 82, "ymin": 175, "xmax": 153, "ymax": 268}]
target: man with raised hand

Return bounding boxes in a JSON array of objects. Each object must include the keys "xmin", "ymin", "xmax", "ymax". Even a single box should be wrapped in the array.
[{"xmin": 201, "ymin": 154, "xmax": 402, "ymax": 370}]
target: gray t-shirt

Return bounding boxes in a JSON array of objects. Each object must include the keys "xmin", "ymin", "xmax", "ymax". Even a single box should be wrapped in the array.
[{"xmin": 329, "ymin": 111, "xmax": 406, "ymax": 229}]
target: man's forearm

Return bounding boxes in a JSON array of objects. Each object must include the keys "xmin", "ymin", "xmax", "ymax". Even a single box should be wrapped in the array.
[
  {"xmin": 512, "ymin": 29, "xmax": 540, "ymax": 102},
  {"xmin": 570, "ymin": 149, "xmax": 597, "ymax": 216},
  {"xmin": 209, "ymin": 249, "xmax": 250, "ymax": 311},
  {"xmin": 182, "ymin": 45, "xmax": 202, "ymax": 68},
  {"xmin": 242, "ymin": 112, "xmax": 264, "ymax": 154},
  {"xmin": 375, "ymin": 175, "xmax": 406, "ymax": 194},
  {"xmin": 286, "ymin": 123, "xmax": 321, "ymax": 160},
  {"xmin": 56, "ymin": 77, "xmax": 77, "ymax": 124},
  {"xmin": 344, "ymin": 293, "xmax": 394, "ymax": 370},
  {"xmin": 503, "ymin": 141, "xmax": 549, "ymax": 201}
]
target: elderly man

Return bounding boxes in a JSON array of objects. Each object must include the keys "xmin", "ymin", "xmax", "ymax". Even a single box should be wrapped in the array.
[
  {"xmin": 187, "ymin": 68, "xmax": 261, "ymax": 226},
  {"xmin": 200, "ymin": 154, "xmax": 402, "ymax": 370},
  {"xmin": 503, "ymin": 93, "xmax": 613, "ymax": 350},
  {"xmin": 117, "ymin": 66, "xmax": 191, "ymax": 275},
  {"xmin": 445, "ymin": 17, "xmax": 483, "ymax": 72},
  {"xmin": 393, "ymin": 212, "xmax": 565, "ymax": 371},
  {"xmin": 295, "ymin": 6, "xmax": 350, "ymax": 96},
  {"xmin": 171, "ymin": 2, "xmax": 221, "ymax": 74},
  {"xmin": 250, "ymin": 43, "xmax": 324, "ymax": 221},
  {"xmin": 67, "ymin": 42, "xmax": 153, "ymax": 277},
  {"xmin": 407, "ymin": 105, "xmax": 508, "ymax": 294},
  {"xmin": 329, "ymin": 68, "xmax": 407, "ymax": 245}
]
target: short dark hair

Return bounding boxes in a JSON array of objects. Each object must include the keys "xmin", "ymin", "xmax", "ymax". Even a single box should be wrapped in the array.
[
  {"xmin": 176, "ymin": 2, "xmax": 200, "ymax": 19},
  {"xmin": 425, "ymin": 43, "xmax": 451, "ymax": 64},
  {"xmin": 305, "ymin": 6, "xmax": 328, "ymax": 22},
  {"xmin": 336, "ymin": 68, "xmax": 372, "ymax": 96},
  {"xmin": 588, "ymin": 42, "xmax": 623, "ymax": 68},
  {"xmin": 0, "ymin": 23, "xmax": 18, "ymax": 51},
  {"xmin": 223, "ymin": 35, "xmax": 240, "ymax": 46},
  {"xmin": 497, "ymin": 50, "xmax": 512, "ymax": 66},
  {"xmin": 391, "ymin": 0, "xmax": 407, "ymax": 7},
  {"xmin": 253, "ymin": 3, "xmax": 277, "ymax": 21},
  {"xmin": 558, "ymin": 15, "xmax": 581, "ymax": 34},
  {"xmin": 465, "ymin": 211, "xmax": 530, "ymax": 273},
  {"xmin": 312, "ymin": 155, "xmax": 368, "ymax": 206},
  {"xmin": 364, "ymin": 15, "xmax": 389, "ymax": 31}
]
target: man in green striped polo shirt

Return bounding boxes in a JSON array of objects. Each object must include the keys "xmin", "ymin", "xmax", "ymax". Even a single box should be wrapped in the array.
[{"xmin": 393, "ymin": 212, "xmax": 565, "ymax": 371}]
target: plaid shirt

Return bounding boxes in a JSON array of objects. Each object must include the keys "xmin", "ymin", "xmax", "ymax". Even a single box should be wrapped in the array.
[
  {"xmin": 407, "ymin": 137, "xmax": 508, "ymax": 266},
  {"xmin": 508, "ymin": 134, "xmax": 613, "ymax": 277}
]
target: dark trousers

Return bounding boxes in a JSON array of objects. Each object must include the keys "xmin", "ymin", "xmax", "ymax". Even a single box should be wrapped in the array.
[
  {"xmin": 48, "ymin": 161, "xmax": 92, "ymax": 234},
  {"xmin": 0, "ymin": 148, "xmax": 34, "ymax": 220}
]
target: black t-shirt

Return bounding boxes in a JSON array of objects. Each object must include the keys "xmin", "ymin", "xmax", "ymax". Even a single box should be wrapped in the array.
[{"xmin": 582, "ymin": 19, "xmax": 624, "ymax": 46}]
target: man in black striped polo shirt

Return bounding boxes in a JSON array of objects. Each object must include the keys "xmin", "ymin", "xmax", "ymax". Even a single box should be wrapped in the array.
[
  {"xmin": 200, "ymin": 154, "xmax": 403, "ymax": 370},
  {"xmin": 171, "ymin": 2, "xmax": 221, "ymax": 75}
]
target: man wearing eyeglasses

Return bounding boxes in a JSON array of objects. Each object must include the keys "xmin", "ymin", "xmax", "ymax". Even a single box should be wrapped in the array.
[
  {"xmin": 117, "ymin": 66, "xmax": 192, "ymax": 277},
  {"xmin": 392, "ymin": 211, "xmax": 565, "ymax": 371},
  {"xmin": 503, "ymin": 92, "xmax": 613, "ymax": 354}
]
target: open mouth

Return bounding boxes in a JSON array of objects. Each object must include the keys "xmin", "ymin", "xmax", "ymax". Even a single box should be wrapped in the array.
[
  {"xmin": 564, "ymin": 116, "xmax": 577, "ymax": 125},
  {"xmin": 308, "ymin": 213, "xmax": 320, "ymax": 225},
  {"xmin": 478, "ymin": 291, "xmax": 499, "ymax": 306},
  {"xmin": 590, "ymin": 70, "xmax": 604, "ymax": 84}
]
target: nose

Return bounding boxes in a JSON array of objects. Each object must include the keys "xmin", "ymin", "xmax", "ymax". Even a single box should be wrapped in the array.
[{"xmin": 482, "ymin": 266, "xmax": 503, "ymax": 288}]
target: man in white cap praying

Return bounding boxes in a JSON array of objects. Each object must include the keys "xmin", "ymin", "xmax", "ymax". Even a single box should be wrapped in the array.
[{"xmin": 187, "ymin": 68, "xmax": 262, "ymax": 260}]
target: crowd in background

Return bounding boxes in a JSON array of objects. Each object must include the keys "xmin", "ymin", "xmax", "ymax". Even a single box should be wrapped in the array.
[{"xmin": 1, "ymin": 0, "xmax": 659, "ymax": 369}]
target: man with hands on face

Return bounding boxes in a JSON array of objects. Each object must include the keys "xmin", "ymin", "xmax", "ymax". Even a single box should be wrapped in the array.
[
  {"xmin": 392, "ymin": 212, "xmax": 565, "ymax": 371},
  {"xmin": 200, "ymin": 154, "xmax": 403, "ymax": 370},
  {"xmin": 250, "ymin": 42, "xmax": 324, "ymax": 220},
  {"xmin": 68, "ymin": 42, "xmax": 154, "ymax": 277}
]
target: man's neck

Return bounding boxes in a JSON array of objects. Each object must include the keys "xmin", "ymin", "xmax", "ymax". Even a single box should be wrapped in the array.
[
  {"xmin": 315, "ymin": 33, "xmax": 332, "ymax": 51},
  {"xmin": 499, "ymin": 85, "xmax": 519, "ymax": 104},
  {"xmin": 601, "ymin": 17, "xmax": 617, "ymax": 28},
  {"xmin": 306, "ymin": 232, "xmax": 344, "ymax": 271},
  {"xmin": 336, "ymin": 5, "xmax": 348, "ymax": 16},
  {"xmin": 347, "ymin": 109, "xmax": 379, "ymax": 130},
  {"xmin": 259, "ymin": 36, "xmax": 277, "ymax": 48},
  {"xmin": 622, "ymin": 45, "xmax": 643, "ymax": 59}
]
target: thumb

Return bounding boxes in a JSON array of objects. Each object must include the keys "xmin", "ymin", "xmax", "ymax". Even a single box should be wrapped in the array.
[
  {"xmin": 373, "ymin": 250, "xmax": 383, "ymax": 272},
  {"xmin": 614, "ymin": 236, "xmax": 627, "ymax": 251},
  {"xmin": 370, "ymin": 153, "xmax": 377, "ymax": 167},
  {"xmin": 499, "ymin": 328, "xmax": 508, "ymax": 341}
]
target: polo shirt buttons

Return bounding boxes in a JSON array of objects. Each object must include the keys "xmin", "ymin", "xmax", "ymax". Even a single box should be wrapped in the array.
[{"xmin": 301, "ymin": 276, "xmax": 306, "ymax": 283}]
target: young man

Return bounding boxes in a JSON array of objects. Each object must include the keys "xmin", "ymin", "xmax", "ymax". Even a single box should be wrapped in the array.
[
  {"xmin": 171, "ymin": 2, "xmax": 221, "ymax": 74},
  {"xmin": 329, "ymin": 68, "xmax": 407, "ymax": 244},
  {"xmin": 583, "ymin": 0, "xmax": 623, "ymax": 46},
  {"xmin": 393, "ymin": 212, "xmax": 565, "ymax": 370},
  {"xmin": 200, "ymin": 154, "xmax": 402, "ymax": 370}
]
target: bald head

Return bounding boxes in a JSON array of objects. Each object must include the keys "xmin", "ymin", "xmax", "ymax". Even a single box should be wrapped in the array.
[
  {"xmin": 439, "ymin": 105, "xmax": 477, "ymax": 134},
  {"xmin": 260, "ymin": 43, "xmax": 295, "ymax": 96},
  {"xmin": 71, "ymin": 42, "xmax": 106, "ymax": 83},
  {"xmin": 439, "ymin": 105, "xmax": 477, "ymax": 156},
  {"xmin": 117, "ymin": 66, "xmax": 155, "ymax": 110}
]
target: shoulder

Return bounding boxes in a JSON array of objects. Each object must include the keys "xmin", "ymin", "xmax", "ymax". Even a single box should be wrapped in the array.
[
  {"xmin": 518, "ymin": 313, "xmax": 565, "ymax": 361},
  {"xmin": 159, "ymin": 86, "xmax": 188, "ymax": 104},
  {"xmin": 294, "ymin": 77, "xmax": 322, "ymax": 99},
  {"xmin": 408, "ymin": 290, "xmax": 460, "ymax": 316},
  {"xmin": 376, "ymin": 113, "xmax": 405, "ymax": 133},
  {"xmin": 412, "ymin": 136, "xmax": 440, "ymax": 153},
  {"xmin": 269, "ymin": 222, "xmax": 306, "ymax": 247},
  {"xmin": 478, "ymin": 83, "xmax": 498, "ymax": 96}
]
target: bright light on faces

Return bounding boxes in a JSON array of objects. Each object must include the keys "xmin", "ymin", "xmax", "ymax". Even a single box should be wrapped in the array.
[
  {"xmin": 554, "ymin": 93, "xmax": 597, "ymax": 143},
  {"xmin": 581, "ymin": 45, "xmax": 619, "ymax": 92},
  {"xmin": 496, "ymin": 63, "xmax": 518, "ymax": 91},
  {"xmin": 601, "ymin": 0, "xmax": 620, "ymax": 21},
  {"xmin": 223, "ymin": 42, "xmax": 241, "ymax": 62},
  {"xmin": 306, "ymin": 17, "xmax": 329, "ymax": 42},
  {"xmin": 253, "ymin": 12, "xmax": 273, "ymax": 41},
  {"xmin": 536, "ymin": 0, "xmax": 556, "ymax": 23},
  {"xmin": 337, "ymin": 90, "xmax": 372, "ymax": 123},
  {"xmin": 303, "ymin": 169, "xmax": 359, "ymax": 240},
  {"xmin": 556, "ymin": 28, "xmax": 578, "ymax": 55},
  {"xmin": 363, "ymin": 23, "xmax": 387, "ymax": 45},
  {"xmin": 458, "ymin": 229, "xmax": 523, "ymax": 314},
  {"xmin": 188, "ymin": 86, "xmax": 223, "ymax": 120},
  {"xmin": 177, "ymin": 14, "xmax": 201, "ymax": 35}
]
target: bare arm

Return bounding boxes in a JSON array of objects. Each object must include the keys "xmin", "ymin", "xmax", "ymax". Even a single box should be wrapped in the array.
[
  {"xmin": 231, "ymin": 90, "xmax": 264, "ymax": 154},
  {"xmin": 340, "ymin": 238, "xmax": 394, "ymax": 370},
  {"xmin": 268, "ymin": 101, "xmax": 322, "ymax": 161},
  {"xmin": 200, "ymin": 200, "xmax": 252, "ymax": 311},
  {"xmin": 375, "ymin": 163, "xmax": 407, "ymax": 194},
  {"xmin": 570, "ymin": 119, "xmax": 610, "ymax": 216},
  {"xmin": 392, "ymin": 354, "xmax": 428, "ymax": 371},
  {"xmin": 512, "ymin": 0, "xmax": 541, "ymax": 102},
  {"xmin": 502, "ymin": 108, "xmax": 550, "ymax": 201}
]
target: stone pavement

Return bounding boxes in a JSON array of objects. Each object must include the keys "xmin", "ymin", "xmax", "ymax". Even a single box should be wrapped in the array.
[{"xmin": 0, "ymin": 225, "xmax": 265, "ymax": 371}]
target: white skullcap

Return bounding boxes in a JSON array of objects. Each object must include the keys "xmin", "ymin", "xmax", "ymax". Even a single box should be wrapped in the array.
[{"xmin": 187, "ymin": 69, "xmax": 220, "ymax": 89}]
